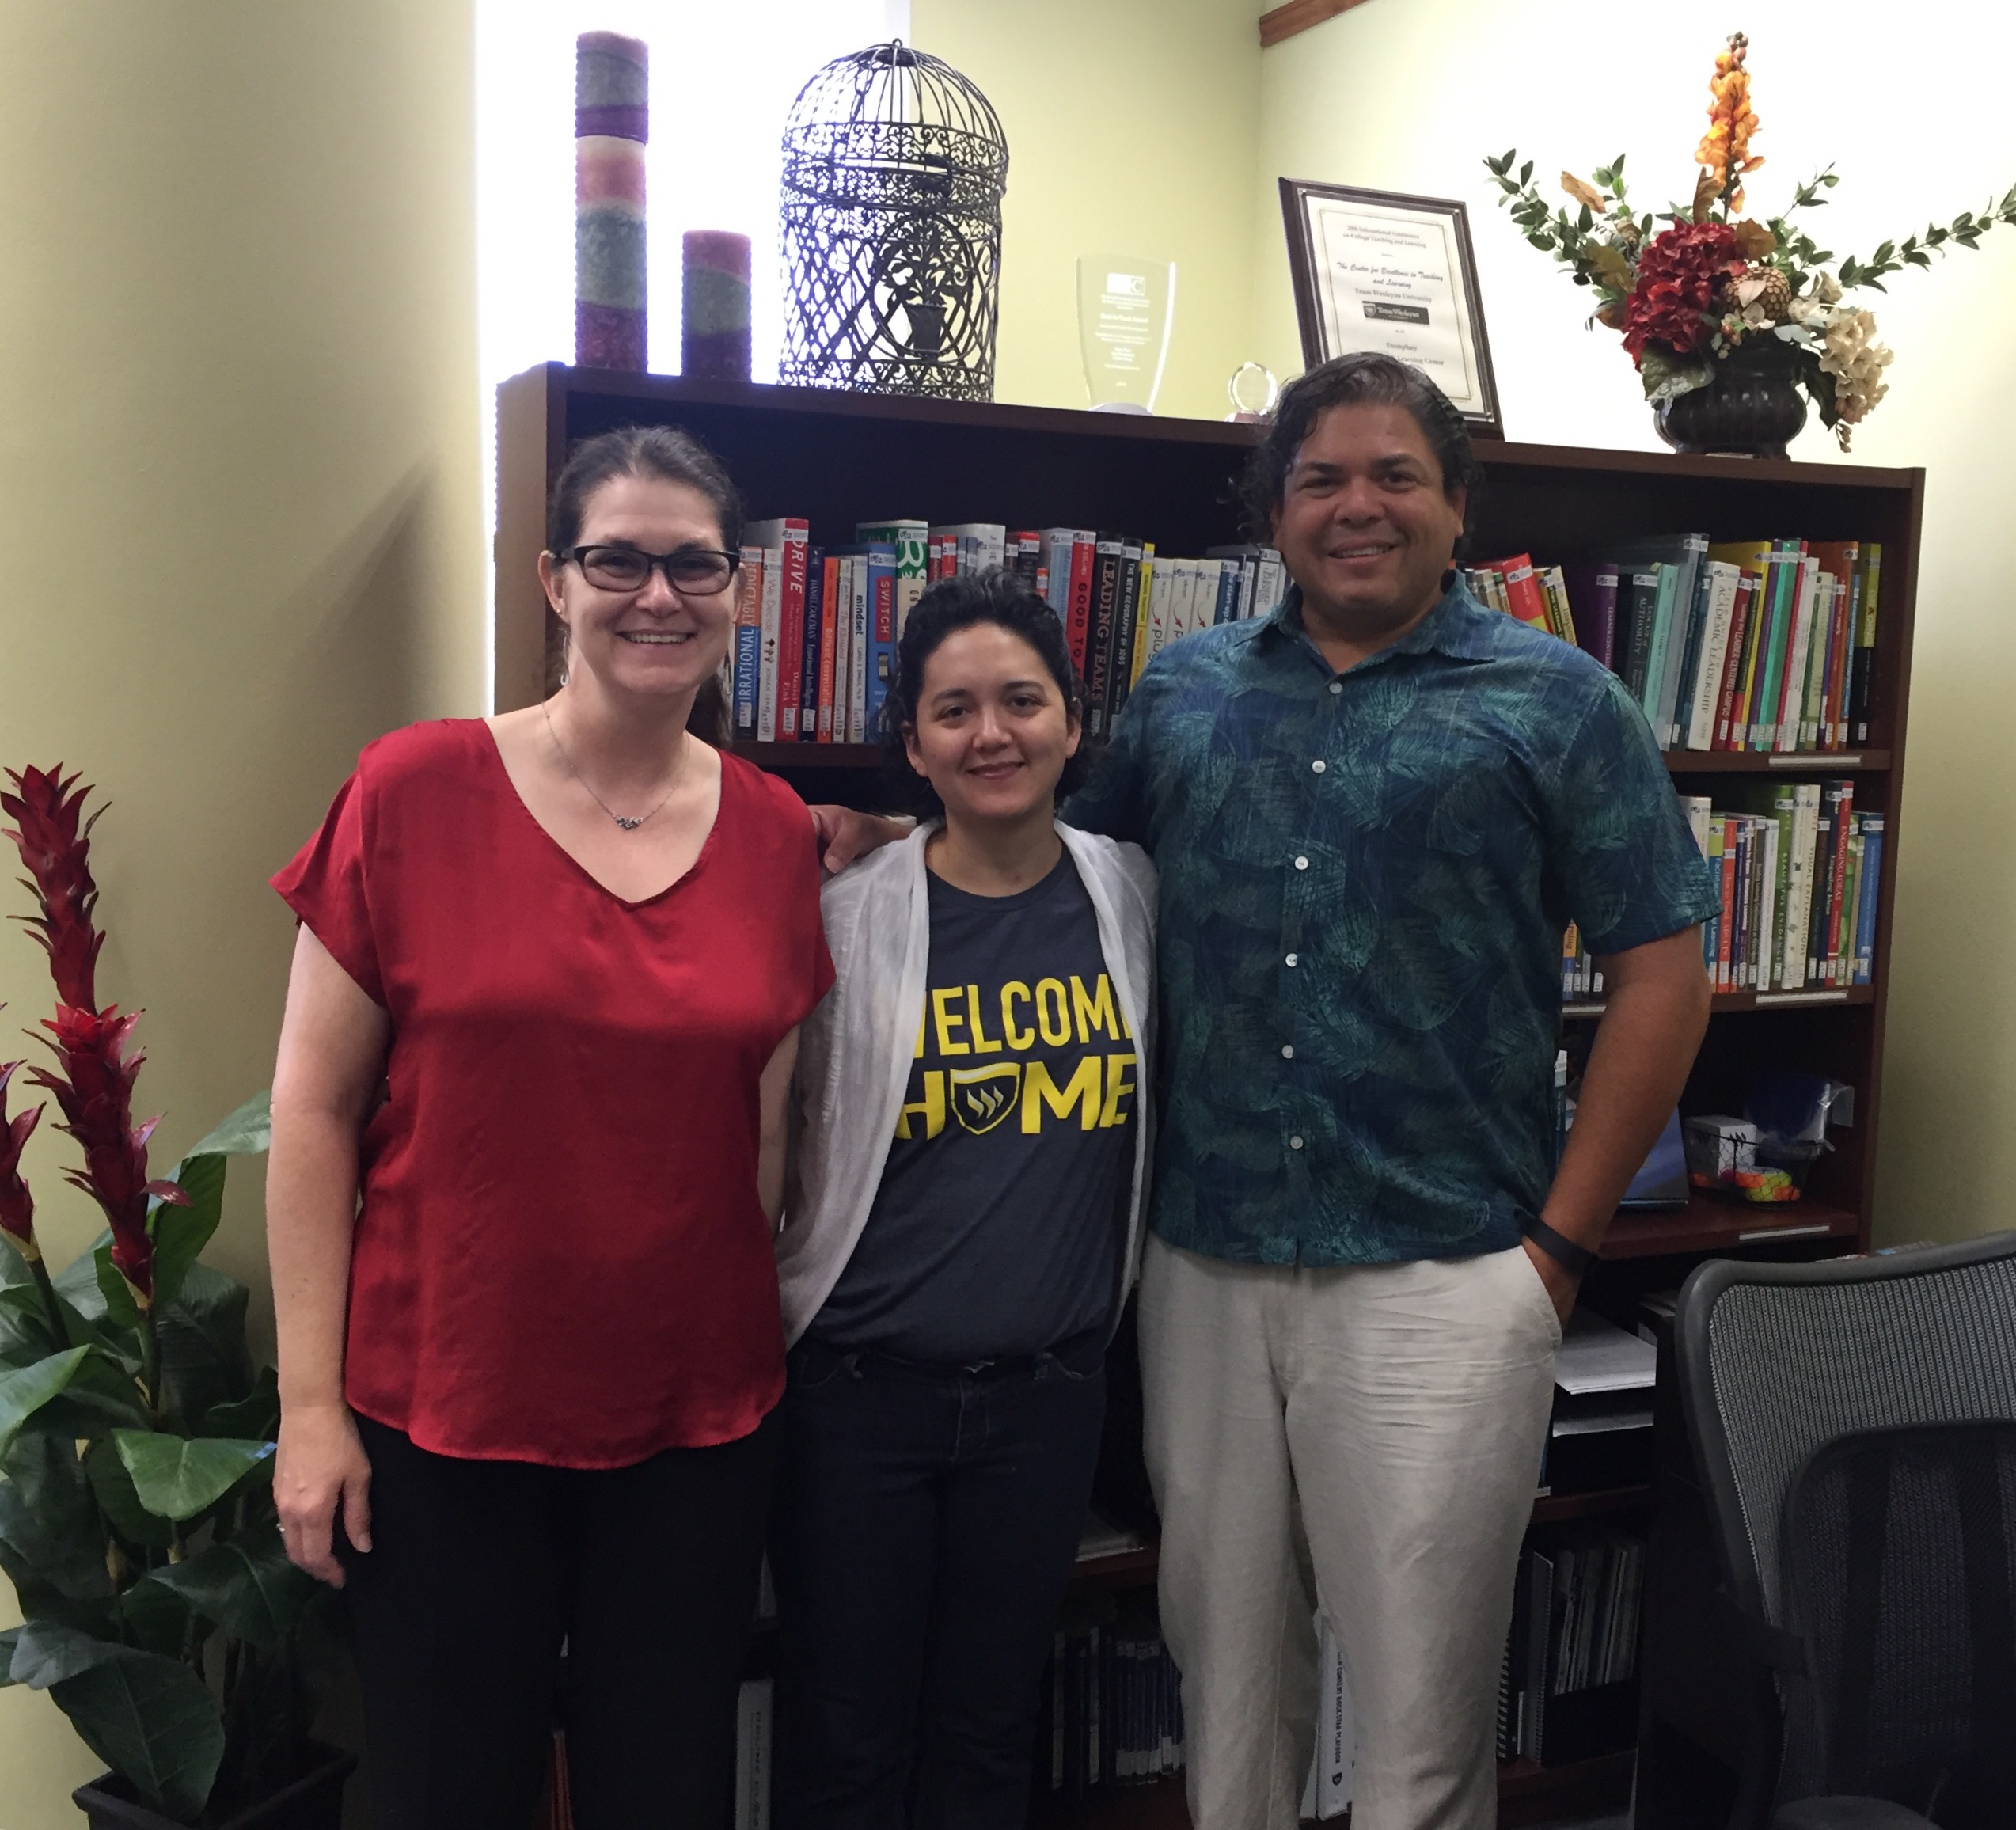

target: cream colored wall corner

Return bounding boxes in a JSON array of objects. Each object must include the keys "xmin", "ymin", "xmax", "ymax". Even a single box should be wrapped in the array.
[
  {"xmin": 910, "ymin": 0, "xmax": 1266, "ymax": 421},
  {"xmin": 0, "ymin": 2, "xmax": 484, "ymax": 1820},
  {"xmin": 1258, "ymin": 0, "xmax": 2016, "ymax": 1247}
]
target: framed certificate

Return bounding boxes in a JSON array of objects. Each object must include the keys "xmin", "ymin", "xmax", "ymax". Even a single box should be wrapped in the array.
[{"xmin": 1279, "ymin": 179, "xmax": 1503, "ymax": 438}]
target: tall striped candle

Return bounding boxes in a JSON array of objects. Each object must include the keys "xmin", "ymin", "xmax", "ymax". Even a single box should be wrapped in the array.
[
  {"xmin": 575, "ymin": 32, "xmax": 647, "ymax": 371},
  {"xmin": 682, "ymin": 231, "xmax": 752, "ymax": 382}
]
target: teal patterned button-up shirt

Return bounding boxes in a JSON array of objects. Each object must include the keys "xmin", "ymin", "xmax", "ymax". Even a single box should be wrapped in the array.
[{"xmin": 1065, "ymin": 580, "xmax": 1720, "ymax": 1266}]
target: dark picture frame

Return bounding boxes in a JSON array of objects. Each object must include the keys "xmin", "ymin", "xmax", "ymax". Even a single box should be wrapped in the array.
[{"xmin": 1279, "ymin": 177, "xmax": 1504, "ymax": 438}]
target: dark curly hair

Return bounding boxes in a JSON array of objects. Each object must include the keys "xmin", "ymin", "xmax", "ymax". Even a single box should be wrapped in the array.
[
  {"xmin": 1238, "ymin": 352, "xmax": 1483, "ymax": 556},
  {"xmin": 879, "ymin": 568, "xmax": 1091, "ymax": 819}
]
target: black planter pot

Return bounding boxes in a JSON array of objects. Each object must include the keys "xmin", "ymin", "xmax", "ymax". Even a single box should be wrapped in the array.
[
  {"xmin": 73, "ymin": 1742, "xmax": 355, "ymax": 1830},
  {"xmin": 1654, "ymin": 338, "xmax": 1808, "ymax": 458}
]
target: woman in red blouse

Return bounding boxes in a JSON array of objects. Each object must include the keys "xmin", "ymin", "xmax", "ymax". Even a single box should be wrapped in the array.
[{"xmin": 267, "ymin": 425, "xmax": 831, "ymax": 1829}]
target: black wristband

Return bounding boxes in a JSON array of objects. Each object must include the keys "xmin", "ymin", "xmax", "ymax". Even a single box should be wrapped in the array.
[{"xmin": 1523, "ymin": 1216, "xmax": 1597, "ymax": 1278}]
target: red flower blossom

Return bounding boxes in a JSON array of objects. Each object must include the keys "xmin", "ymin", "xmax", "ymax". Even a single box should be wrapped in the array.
[
  {"xmin": 2, "ymin": 765, "xmax": 105, "ymax": 1013},
  {"xmin": 1622, "ymin": 221, "xmax": 1746, "ymax": 366},
  {"xmin": 0, "ymin": 1057, "xmax": 43, "ymax": 1261},
  {"xmin": 28, "ymin": 1005, "xmax": 184, "ymax": 1302}
]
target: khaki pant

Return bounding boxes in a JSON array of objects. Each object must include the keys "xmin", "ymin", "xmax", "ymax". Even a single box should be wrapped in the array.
[{"xmin": 1139, "ymin": 1235, "xmax": 1560, "ymax": 1830}]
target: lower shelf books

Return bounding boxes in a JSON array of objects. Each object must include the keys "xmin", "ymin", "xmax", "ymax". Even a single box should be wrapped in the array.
[
  {"xmin": 1037, "ymin": 1590, "xmax": 1186, "ymax": 1799},
  {"xmin": 1681, "ymin": 781, "xmax": 1882, "ymax": 991},
  {"xmin": 1498, "ymin": 1528, "xmax": 1646, "ymax": 1767}
]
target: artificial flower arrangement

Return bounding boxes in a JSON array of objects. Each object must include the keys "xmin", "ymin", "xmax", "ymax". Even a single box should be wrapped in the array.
[
  {"xmin": 0, "ymin": 767, "xmax": 344, "ymax": 1826},
  {"xmin": 1483, "ymin": 32, "xmax": 2016, "ymax": 448}
]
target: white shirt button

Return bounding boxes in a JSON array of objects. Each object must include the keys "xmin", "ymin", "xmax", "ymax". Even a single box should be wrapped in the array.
[
  {"xmin": 1281, "ymin": 1044, "xmax": 1295, "ymax": 1060},
  {"xmin": 1312, "ymin": 759, "xmax": 1327, "ymax": 774},
  {"xmin": 1289, "ymin": 1135, "xmax": 1304, "ymax": 1151},
  {"xmin": 1328, "ymin": 680, "xmax": 1342, "ymax": 694},
  {"xmin": 1293, "ymin": 856, "xmax": 1309, "ymax": 871},
  {"xmin": 1285, "ymin": 952, "xmax": 1298, "ymax": 967}
]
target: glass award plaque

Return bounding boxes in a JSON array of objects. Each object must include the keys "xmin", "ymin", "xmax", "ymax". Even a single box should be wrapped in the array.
[{"xmin": 1077, "ymin": 255, "xmax": 1176, "ymax": 413}]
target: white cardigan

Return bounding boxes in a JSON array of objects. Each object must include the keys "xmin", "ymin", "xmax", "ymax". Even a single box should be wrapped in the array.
[{"xmin": 779, "ymin": 822, "xmax": 1158, "ymax": 1348}]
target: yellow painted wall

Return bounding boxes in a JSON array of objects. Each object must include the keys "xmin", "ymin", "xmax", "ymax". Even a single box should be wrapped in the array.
[
  {"xmin": 1257, "ymin": 0, "xmax": 2016, "ymax": 1247},
  {"xmin": 912, "ymin": 0, "xmax": 1264, "ymax": 421},
  {"xmin": 0, "ymin": 2, "xmax": 483, "ymax": 1821}
]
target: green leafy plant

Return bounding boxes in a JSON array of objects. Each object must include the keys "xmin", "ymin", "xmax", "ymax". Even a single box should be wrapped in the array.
[
  {"xmin": 1483, "ymin": 32, "xmax": 2016, "ymax": 447},
  {"xmin": 1, "ymin": 766, "xmax": 332, "ymax": 1824}
]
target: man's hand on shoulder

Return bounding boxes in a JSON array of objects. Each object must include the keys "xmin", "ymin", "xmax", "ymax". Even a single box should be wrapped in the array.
[{"xmin": 807, "ymin": 803, "xmax": 912, "ymax": 876}]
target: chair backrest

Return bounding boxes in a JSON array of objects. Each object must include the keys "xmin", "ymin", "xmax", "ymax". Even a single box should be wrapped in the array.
[{"xmin": 1675, "ymin": 1234, "xmax": 2016, "ymax": 1816}]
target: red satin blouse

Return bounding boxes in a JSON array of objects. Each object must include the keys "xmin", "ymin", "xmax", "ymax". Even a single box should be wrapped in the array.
[{"xmin": 272, "ymin": 719, "xmax": 832, "ymax": 1467}]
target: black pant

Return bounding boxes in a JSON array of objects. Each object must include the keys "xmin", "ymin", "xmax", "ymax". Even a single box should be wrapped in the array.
[
  {"xmin": 344, "ymin": 1410, "xmax": 780, "ymax": 1830},
  {"xmin": 770, "ymin": 1334, "xmax": 1107, "ymax": 1830}
]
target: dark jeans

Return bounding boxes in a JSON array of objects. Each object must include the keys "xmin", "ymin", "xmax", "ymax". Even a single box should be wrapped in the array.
[
  {"xmin": 344, "ymin": 1409, "xmax": 780, "ymax": 1830},
  {"xmin": 770, "ymin": 1332, "xmax": 1107, "ymax": 1830}
]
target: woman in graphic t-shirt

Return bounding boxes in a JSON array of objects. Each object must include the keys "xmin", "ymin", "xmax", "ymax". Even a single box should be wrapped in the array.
[
  {"xmin": 775, "ymin": 568, "xmax": 1156, "ymax": 1829},
  {"xmin": 267, "ymin": 425, "xmax": 831, "ymax": 1829}
]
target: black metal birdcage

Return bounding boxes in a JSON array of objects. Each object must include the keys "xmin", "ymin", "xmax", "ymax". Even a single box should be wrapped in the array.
[{"xmin": 779, "ymin": 41, "xmax": 1008, "ymax": 401}]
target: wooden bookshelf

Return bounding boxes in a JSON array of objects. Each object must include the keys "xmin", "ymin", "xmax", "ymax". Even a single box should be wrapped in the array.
[{"xmin": 496, "ymin": 366, "xmax": 1922, "ymax": 1830}]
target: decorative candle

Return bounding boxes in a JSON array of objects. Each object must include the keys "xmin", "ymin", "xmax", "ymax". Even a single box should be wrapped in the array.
[
  {"xmin": 575, "ymin": 32, "xmax": 647, "ymax": 371},
  {"xmin": 682, "ymin": 231, "xmax": 752, "ymax": 382}
]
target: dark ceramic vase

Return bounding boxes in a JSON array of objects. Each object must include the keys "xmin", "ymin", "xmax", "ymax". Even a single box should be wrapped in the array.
[
  {"xmin": 1654, "ymin": 338, "xmax": 1808, "ymax": 458},
  {"xmin": 73, "ymin": 1743, "xmax": 355, "ymax": 1830}
]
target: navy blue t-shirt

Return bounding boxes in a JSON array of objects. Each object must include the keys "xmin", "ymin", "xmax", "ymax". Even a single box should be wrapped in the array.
[{"xmin": 811, "ymin": 850, "xmax": 1136, "ymax": 1361}]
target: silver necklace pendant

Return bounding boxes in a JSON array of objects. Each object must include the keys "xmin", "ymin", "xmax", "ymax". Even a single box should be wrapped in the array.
[{"xmin": 613, "ymin": 814, "xmax": 646, "ymax": 831}]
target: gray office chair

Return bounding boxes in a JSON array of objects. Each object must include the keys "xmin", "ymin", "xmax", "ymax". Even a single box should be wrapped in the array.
[{"xmin": 1672, "ymin": 1233, "xmax": 2016, "ymax": 1830}]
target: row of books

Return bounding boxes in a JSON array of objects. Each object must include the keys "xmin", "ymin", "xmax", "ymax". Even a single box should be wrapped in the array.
[
  {"xmin": 1684, "ymin": 781, "xmax": 1882, "ymax": 993},
  {"xmin": 727, "ymin": 517, "xmax": 1289, "ymax": 747},
  {"xmin": 1038, "ymin": 1593, "xmax": 1187, "ymax": 1797},
  {"xmin": 1558, "ymin": 778, "xmax": 1882, "ymax": 997},
  {"xmin": 1469, "ymin": 537, "xmax": 1882, "ymax": 755},
  {"xmin": 1497, "ymin": 1528, "xmax": 1647, "ymax": 1768}
]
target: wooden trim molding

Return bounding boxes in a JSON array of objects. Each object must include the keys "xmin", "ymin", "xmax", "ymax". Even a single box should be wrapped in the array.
[{"xmin": 1259, "ymin": 0, "xmax": 1376, "ymax": 47}]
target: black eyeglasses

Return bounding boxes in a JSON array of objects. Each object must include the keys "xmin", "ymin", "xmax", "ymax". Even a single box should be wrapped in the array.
[{"xmin": 562, "ymin": 544, "xmax": 742, "ymax": 595}]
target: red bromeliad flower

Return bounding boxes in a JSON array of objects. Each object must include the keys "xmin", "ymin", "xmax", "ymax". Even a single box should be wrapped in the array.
[
  {"xmin": 1621, "ymin": 220, "xmax": 1746, "ymax": 366},
  {"xmin": 2, "ymin": 766, "xmax": 105, "ymax": 1014},
  {"xmin": 28, "ymin": 1008, "xmax": 186, "ymax": 1302},
  {"xmin": 4, "ymin": 766, "xmax": 185, "ymax": 1304},
  {"xmin": 1, "ymin": 1057, "xmax": 43, "ymax": 1262}
]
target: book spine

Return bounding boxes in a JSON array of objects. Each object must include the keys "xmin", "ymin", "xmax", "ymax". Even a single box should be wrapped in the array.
[
  {"xmin": 1768, "ymin": 787, "xmax": 1796, "ymax": 991},
  {"xmin": 734, "ymin": 549, "xmax": 763, "ymax": 739},
  {"xmin": 1065, "ymin": 532, "xmax": 1095, "ymax": 674},
  {"xmin": 1855, "ymin": 812, "xmax": 1884, "ymax": 984},
  {"xmin": 1686, "ymin": 567, "xmax": 1735, "ymax": 750},
  {"xmin": 816, "ymin": 555, "xmax": 840, "ymax": 741},
  {"xmin": 1838, "ymin": 817, "xmax": 1864, "ymax": 989},
  {"xmin": 1728, "ymin": 568, "xmax": 1769, "ymax": 752},
  {"xmin": 1711, "ymin": 574, "xmax": 1753, "ymax": 750},
  {"xmin": 1639, "ymin": 563, "xmax": 1678, "ymax": 731},
  {"xmin": 846, "ymin": 556, "xmax": 870, "ymax": 744},
  {"xmin": 1824, "ymin": 781, "xmax": 1855, "ymax": 985},
  {"xmin": 1108, "ymin": 542, "xmax": 1145, "ymax": 724},
  {"xmin": 1751, "ymin": 543, "xmax": 1801, "ymax": 750},
  {"xmin": 776, "ymin": 528, "xmax": 807, "ymax": 740},
  {"xmin": 1619, "ymin": 571, "xmax": 1660, "ymax": 708},
  {"xmin": 1774, "ymin": 556, "xmax": 1817, "ymax": 754},
  {"xmin": 1138, "ymin": 547, "xmax": 1165, "ymax": 679},
  {"xmin": 1657, "ymin": 541, "xmax": 1707, "ymax": 746},
  {"xmin": 1085, "ymin": 537, "xmax": 1125, "ymax": 737},
  {"xmin": 868, "ymin": 554, "xmax": 896, "ymax": 738},
  {"xmin": 1712, "ymin": 818, "xmax": 1735, "ymax": 991},
  {"xmin": 798, "ymin": 551, "xmax": 824, "ymax": 741},
  {"xmin": 754, "ymin": 544, "xmax": 783, "ymax": 743},
  {"xmin": 1851, "ymin": 543, "xmax": 1881, "ymax": 744}
]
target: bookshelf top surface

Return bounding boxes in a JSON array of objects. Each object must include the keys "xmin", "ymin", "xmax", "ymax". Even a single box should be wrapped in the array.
[{"xmin": 512, "ymin": 363, "xmax": 1925, "ymax": 494}]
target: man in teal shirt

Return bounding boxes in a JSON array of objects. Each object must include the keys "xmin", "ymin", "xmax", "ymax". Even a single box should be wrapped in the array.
[{"xmin": 814, "ymin": 354, "xmax": 1715, "ymax": 1830}]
